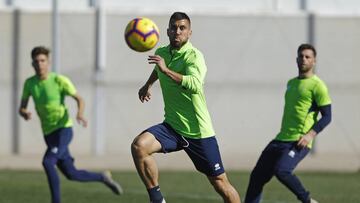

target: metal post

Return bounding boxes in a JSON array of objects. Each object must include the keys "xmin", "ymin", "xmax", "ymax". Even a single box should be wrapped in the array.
[
  {"xmin": 89, "ymin": 0, "xmax": 96, "ymax": 7},
  {"xmin": 6, "ymin": 0, "xmax": 13, "ymax": 6},
  {"xmin": 308, "ymin": 13, "xmax": 317, "ymax": 154},
  {"xmin": 307, "ymin": 13, "xmax": 315, "ymax": 45},
  {"xmin": 272, "ymin": 0, "xmax": 279, "ymax": 12},
  {"xmin": 52, "ymin": 0, "xmax": 60, "ymax": 73},
  {"xmin": 11, "ymin": 9, "xmax": 20, "ymax": 154},
  {"xmin": 300, "ymin": 0, "xmax": 307, "ymax": 11},
  {"xmin": 93, "ymin": 0, "xmax": 106, "ymax": 155}
]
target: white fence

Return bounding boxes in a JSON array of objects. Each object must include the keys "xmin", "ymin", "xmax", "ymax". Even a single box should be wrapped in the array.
[{"xmin": 0, "ymin": 9, "xmax": 359, "ymax": 170}]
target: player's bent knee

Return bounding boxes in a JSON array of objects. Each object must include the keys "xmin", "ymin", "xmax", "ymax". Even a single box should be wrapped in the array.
[
  {"xmin": 42, "ymin": 156, "xmax": 57, "ymax": 169},
  {"xmin": 131, "ymin": 135, "xmax": 148, "ymax": 156},
  {"xmin": 131, "ymin": 132, "xmax": 160, "ymax": 157}
]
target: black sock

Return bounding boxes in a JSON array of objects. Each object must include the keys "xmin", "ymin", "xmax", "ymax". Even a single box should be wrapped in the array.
[{"xmin": 147, "ymin": 185, "xmax": 163, "ymax": 202}]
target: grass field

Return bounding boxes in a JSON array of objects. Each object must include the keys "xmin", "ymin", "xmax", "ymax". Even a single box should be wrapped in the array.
[{"xmin": 0, "ymin": 170, "xmax": 359, "ymax": 203}]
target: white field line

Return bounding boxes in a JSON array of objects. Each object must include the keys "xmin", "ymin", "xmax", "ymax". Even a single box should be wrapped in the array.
[{"xmin": 125, "ymin": 189, "xmax": 298, "ymax": 203}]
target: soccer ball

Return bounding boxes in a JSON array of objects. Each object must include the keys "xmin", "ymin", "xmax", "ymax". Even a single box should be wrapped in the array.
[{"xmin": 124, "ymin": 17, "xmax": 160, "ymax": 52}]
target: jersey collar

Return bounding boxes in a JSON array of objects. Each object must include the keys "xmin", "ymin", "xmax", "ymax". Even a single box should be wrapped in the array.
[{"xmin": 169, "ymin": 41, "xmax": 192, "ymax": 55}]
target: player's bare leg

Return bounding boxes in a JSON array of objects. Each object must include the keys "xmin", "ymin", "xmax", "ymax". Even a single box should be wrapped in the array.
[
  {"xmin": 208, "ymin": 173, "xmax": 241, "ymax": 203},
  {"xmin": 131, "ymin": 132, "xmax": 161, "ymax": 188},
  {"xmin": 131, "ymin": 132, "xmax": 165, "ymax": 203}
]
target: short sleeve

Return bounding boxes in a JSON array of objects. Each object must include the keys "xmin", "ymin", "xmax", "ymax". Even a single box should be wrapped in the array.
[
  {"xmin": 56, "ymin": 75, "xmax": 77, "ymax": 96},
  {"xmin": 314, "ymin": 81, "xmax": 331, "ymax": 107}
]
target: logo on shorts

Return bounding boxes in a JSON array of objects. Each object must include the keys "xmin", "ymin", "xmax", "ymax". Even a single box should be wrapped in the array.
[
  {"xmin": 288, "ymin": 150, "xmax": 295, "ymax": 158},
  {"xmin": 51, "ymin": 147, "xmax": 58, "ymax": 154},
  {"xmin": 214, "ymin": 163, "xmax": 221, "ymax": 171}
]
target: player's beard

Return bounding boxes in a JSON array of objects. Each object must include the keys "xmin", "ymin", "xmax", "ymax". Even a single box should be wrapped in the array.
[
  {"xmin": 170, "ymin": 36, "xmax": 188, "ymax": 49},
  {"xmin": 298, "ymin": 65, "xmax": 312, "ymax": 74},
  {"xmin": 170, "ymin": 40, "xmax": 181, "ymax": 49}
]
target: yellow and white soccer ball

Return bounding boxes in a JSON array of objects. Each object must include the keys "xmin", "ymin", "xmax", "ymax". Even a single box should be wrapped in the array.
[{"xmin": 124, "ymin": 17, "xmax": 160, "ymax": 52}]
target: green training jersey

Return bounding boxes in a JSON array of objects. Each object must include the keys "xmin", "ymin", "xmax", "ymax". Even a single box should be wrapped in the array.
[
  {"xmin": 154, "ymin": 41, "xmax": 215, "ymax": 139},
  {"xmin": 275, "ymin": 75, "xmax": 331, "ymax": 147},
  {"xmin": 21, "ymin": 72, "xmax": 76, "ymax": 135}
]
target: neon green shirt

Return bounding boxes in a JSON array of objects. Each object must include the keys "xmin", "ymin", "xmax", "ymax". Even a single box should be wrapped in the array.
[
  {"xmin": 21, "ymin": 72, "xmax": 76, "ymax": 136},
  {"xmin": 275, "ymin": 75, "xmax": 331, "ymax": 147},
  {"xmin": 155, "ymin": 41, "xmax": 215, "ymax": 139}
]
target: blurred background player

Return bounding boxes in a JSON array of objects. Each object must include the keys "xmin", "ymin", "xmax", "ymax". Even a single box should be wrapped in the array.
[
  {"xmin": 244, "ymin": 44, "xmax": 332, "ymax": 203},
  {"xmin": 19, "ymin": 46, "xmax": 123, "ymax": 203},
  {"xmin": 131, "ymin": 12, "xmax": 241, "ymax": 203}
]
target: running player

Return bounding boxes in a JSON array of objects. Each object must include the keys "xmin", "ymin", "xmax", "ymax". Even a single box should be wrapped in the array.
[{"xmin": 19, "ymin": 46, "xmax": 123, "ymax": 203}]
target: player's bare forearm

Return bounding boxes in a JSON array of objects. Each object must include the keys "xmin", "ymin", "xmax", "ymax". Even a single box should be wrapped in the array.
[
  {"xmin": 72, "ymin": 94, "xmax": 88, "ymax": 127},
  {"xmin": 161, "ymin": 68, "xmax": 183, "ymax": 84},
  {"xmin": 74, "ymin": 94, "xmax": 85, "ymax": 116},
  {"xmin": 19, "ymin": 99, "xmax": 32, "ymax": 120},
  {"xmin": 138, "ymin": 69, "xmax": 158, "ymax": 103},
  {"xmin": 145, "ymin": 69, "xmax": 159, "ymax": 88},
  {"xmin": 148, "ymin": 55, "xmax": 182, "ymax": 84}
]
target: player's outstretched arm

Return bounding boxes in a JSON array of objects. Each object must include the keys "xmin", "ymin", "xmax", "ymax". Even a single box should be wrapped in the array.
[
  {"xmin": 138, "ymin": 68, "xmax": 158, "ymax": 103},
  {"xmin": 71, "ymin": 93, "xmax": 88, "ymax": 127},
  {"xmin": 19, "ymin": 98, "xmax": 32, "ymax": 120},
  {"xmin": 148, "ymin": 55, "xmax": 183, "ymax": 83}
]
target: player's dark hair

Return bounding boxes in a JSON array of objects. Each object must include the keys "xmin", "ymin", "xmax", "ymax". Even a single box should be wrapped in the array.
[
  {"xmin": 31, "ymin": 46, "xmax": 50, "ymax": 60},
  {"xmin": 297, "ymin": 43, "xmax": 317, "ymax": 57},
  {"xmin": 169, "ymin": 12, "xmax": 191, "ymax": 26}
]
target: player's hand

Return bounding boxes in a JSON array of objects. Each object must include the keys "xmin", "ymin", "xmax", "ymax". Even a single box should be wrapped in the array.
[
  {"xmin": 20, "ymin": 110, "xmax": 32, "ymax": 120},
  {"xmin": 138, "ymin": 84, "xmax": 151, "ymax": 103},
  {"xmin": 297, "ymin": 130, "xmax": 317, "ymax": 148},
  {"xmin": 76, "ymin": 114, "xmax": 88, "ymax": 128},
  {"xmin": 148, "ymin": 55, "xmax": 167, "ymax": 73}
]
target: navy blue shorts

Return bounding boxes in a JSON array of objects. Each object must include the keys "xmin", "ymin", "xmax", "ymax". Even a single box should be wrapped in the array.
[{"xmin": 145, "ymin": 122, "xmax": 225, "ymax": 177}]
